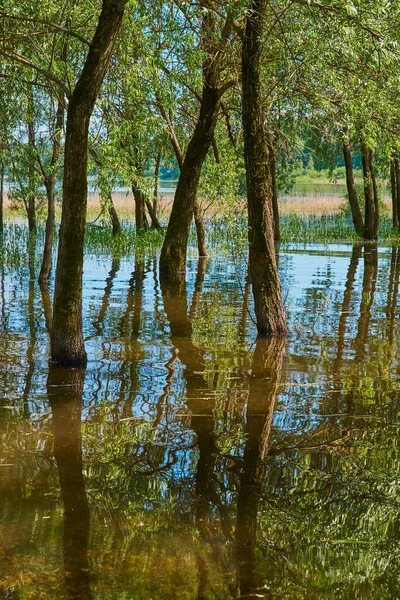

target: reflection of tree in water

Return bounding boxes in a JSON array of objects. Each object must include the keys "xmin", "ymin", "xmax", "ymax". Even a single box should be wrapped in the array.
[
  {"xmin": 236, "ymin": 337, "xmax": 285, "ymax": 600},
  {"xmin": 47, "ymin": 366, "xmax": 92, "ymax": 600}
]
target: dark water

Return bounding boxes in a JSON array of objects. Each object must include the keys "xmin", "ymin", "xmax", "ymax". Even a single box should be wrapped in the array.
[{"xmin": 1, "ymin": 231, "xmax": 400, "ymax": 599}]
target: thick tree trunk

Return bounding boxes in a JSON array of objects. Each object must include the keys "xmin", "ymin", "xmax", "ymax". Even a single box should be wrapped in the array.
[
  {"xmin": 268, "ymin": 137, "xmax": 280, "ymax": 241},
  {"xmin": 343, "ymin": 141, "xmax": 363, "ymax": 235},
  {"xmin": 0, "ymin": 161, "xmax": 4, "ymax": 234},
  {"xmin": 193, "ymin": 199, "xmax": 208, "ymax": 257},
  {"xmin": 133, "ymin": 186, "xmax": 147, "ymax": 232},
  {"xmin": 361, "ymin": 141, "xmax": 376, "ymax": 240},
  {"xmin": 242, "ymin": 0, "xmax": 287, "ymax": 336},
  {"xmin": 391, "ymin": 159, "xmax": 398, "ymax": 229},
  {"xmin": 51, "ymin": 0, "xmax": 127, "ymax": 366}
]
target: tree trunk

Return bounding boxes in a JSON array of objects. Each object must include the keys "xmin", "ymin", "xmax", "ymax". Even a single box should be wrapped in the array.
[
  {"xmin": 133, "ymin": 186, "xmax": 147, "ymax": 232},
  {"xmin": 395, "ymin": 159, "xmax": 400, "ymax": 232},
  {"xmin": 51, "ymin": 0, "xmax": 127, "ymax": 366},
  {"xmin": 145, "ymin": 198, "xmax": 162, "ymax": 229},
  {"xmin": 242, "ymin": 0, "xmax": 287, "ymax": 336},
  {"xmin": 27, "ymin": 92, "xmax": 37, "ymax": 233},
  {"xmin": 107, "ymin": 191, "xmax": 121, "ymax": 236},
  {"xmin": 391, "ymin": 159, "xmax": 398, "ymax": 229},
  {"xmin": 343, "ymin": 141, "xmax": 363, "ymax": 235},
  {"xmin": 370, "ymin": 152, "xmax": 379, "ymax": 238},
  {"xmin": 0, "ymin": 161, "xmax": 4, "ymax": 234},
  {"xmin": 194, "ymin": 199, "xmax": 208, "ymax": 257},
  {"xmin": 39, "ymin": 95, "xmax": 64, "ymax": 283},
  {"xmin": 361, "ymin": 141, "xmax": 376, "ymax": 240},
  {"xmin": 159, "ymin": 4, "xmax": 223, "ymax": 279},
  {"xmin": 268, "ymin": 136, "xmax": 280, "ymax": 241},
  {"xmin": 153, "ymin": 150, "xmax": 161, "ymax": 219}
]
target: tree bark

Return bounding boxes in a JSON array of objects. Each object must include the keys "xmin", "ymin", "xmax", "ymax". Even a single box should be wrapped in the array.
[
  {"xmin": 268, "ymin": 135, "xmax": 280, "ymax": 241},
  {"xmin": 242, "ymin": 0, "xmax": 287, "ymax": 336},
  {"xmin": 133, "ymin": 186, "xmax": 147, "ymax": 231},
  {"xmin": 88, "ymin": 146, "xmax": 121, "ymax": 236},
  {"xmin": 39, "ymin": 95, "xmax": 64, "ymax": 283},
  {"xmin": 361, "ymin": 141, "xmax": 376, "ymax": 240},
  {"xmin": 343, "ymin": 141, "xmax": 363, "ymax": 235},
  {"xmin": 51, "ymin": 0, "xmax": 127, "ymax": 366},
  {"xmin": 194, "ymin": 199, "xmax": 208, "ymax": 257},
  {"xmin": 391, "ymin": 159, "xmax": 398, "ymax": 230}
]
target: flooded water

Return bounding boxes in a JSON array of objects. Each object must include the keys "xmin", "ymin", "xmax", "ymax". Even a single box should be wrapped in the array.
[{"xmin": 1, "ymin": 228, "xmax": 400, "ymax": 599}]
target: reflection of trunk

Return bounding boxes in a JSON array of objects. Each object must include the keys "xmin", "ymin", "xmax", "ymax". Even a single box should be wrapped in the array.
[
  {"xmin": 355, "ymin": 244, "xmax": 378, "ymax": 363},
  {"xmin": 343, "ymin": 141, "xmax": 363, "ymax": 235},
  {"xmin": 242, "ymin": 0, "xmax": 286, "ymax": 336},
  {"xmin": 335, "ymin": 245, "xmax": 362, "ymax": 366},
  {"xmin": 47, "ymin": 366, "xmax": 92, "ymax": 600},
  {"xmin": 386, "ymin": 247, "xmax": 400, "ymax": 344},
  {"xmin": 51, "ymin": 0, "xmax": 127, "ymax": 366},
  {"xmin": 161, "ymin": 263, "xmax": 232, "ymax": 598},
  {"xmin": 236, "ymin": 337, "xmax": 285, "ymax": 598},
  {"xmin": 22, "ymin": 236, "xmax": 37, "ymax": 418},
  {"xmin": 194, "ymin": 200, "xmax": 208, "ymax": 258},
  {"xmin": 40, "ymin": 282, "xmax": 53, "ymax": 334},
  {"xmin": 92, "ymin": 255, "xmax": 120, "ymax": 335},
  {"xmin": 0, "ymin": 161, "xmax": 4, "ymax": 234},
  {"xmin": 361, "ymin": 142, "xmax": 377, "ymax": 240}
]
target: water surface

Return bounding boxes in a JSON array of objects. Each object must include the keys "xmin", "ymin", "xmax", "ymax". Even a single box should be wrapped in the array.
[{"xmin": 0, "ymin": 231, "xmax": 399, "ymax": 599}]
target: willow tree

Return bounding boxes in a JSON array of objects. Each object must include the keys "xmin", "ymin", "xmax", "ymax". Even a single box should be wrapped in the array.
[
  {"xmin": 51, "ymin": 0, "xmax": 128, "ymax": 365},
  {"xmin": 242, "ymin": 0, "xmax": 286, "ymax": 336},
  {"xmin": 159, "ymin": 1, "xmax": 237, "ymax": 279}
]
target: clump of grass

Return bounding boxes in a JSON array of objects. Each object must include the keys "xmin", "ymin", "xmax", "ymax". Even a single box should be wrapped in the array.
[{"xmin": 85, "ymin": 223, "xmax": 165, "ymax": 257}]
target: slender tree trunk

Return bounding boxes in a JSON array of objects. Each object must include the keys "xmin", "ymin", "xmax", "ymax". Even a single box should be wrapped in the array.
[
  {"xmin": 51, "ymin": 0, "xmax": 127, "ymax": 366},
  {"xmin": 395, "ymin": 159, "xmax": 400, "ymax": 232},
  {"xmin": 370, "ymin": 152, "xmax": 379, "ymax": 238},
  {"xmin": 0, "ymin": 161, "xmax": 4, "ymax": 234},
  {"xmin": 27, "ymin": 92, "xmax": 37, "ymax": 233},
  {"xmin": 391, "ymin": 159, "xmax": 398, "ymax": 229},
  {"xmin": 361, "ymin": 141, "xmax": 376, "ymax": 240},
  {"xmin": 133, "ymin": 186, "xmax": 147, "ymax": 231},
  {"xmin": 145, "ymin": 198, "xmax": 162, "ymax": 229},
  {"xmin": 343, "ymin": 141, "xmax": 363, "ymax": 235},
  {"xmin": 268, "ymin": 136, "xmax": 280, "ymax": 241},
  {"xmin": 107, "ymin": 191, "xmax": 121, "ymax": 236},
  {"xmin": 194, "ymin": 199, "xmax": 208, "ymax": 257},
  {"xmin": 153, "ymin": 151, "xmax": 161, "ymax": 219},
  {"xmin": 39, "ymin": 95, "xmax": 64, "ymax": 283},
  {"xmin": 242, "ymin": 0, "xmax": 287, "ymax": 336}
]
